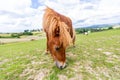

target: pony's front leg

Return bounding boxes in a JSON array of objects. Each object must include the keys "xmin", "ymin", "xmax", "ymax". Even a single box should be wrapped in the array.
[
  {"xmin": 45, "ymin": 39, "xmax": 50, "ymax": 54},
  {"xmin": 45, "ymin": 34, "xmax": 50, "ymax": 54}
]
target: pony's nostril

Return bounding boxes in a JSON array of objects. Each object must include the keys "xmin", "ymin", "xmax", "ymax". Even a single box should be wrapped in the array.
[{"xmin": 60, "ymin": 66, "xmax": 62, "ymax": 70}]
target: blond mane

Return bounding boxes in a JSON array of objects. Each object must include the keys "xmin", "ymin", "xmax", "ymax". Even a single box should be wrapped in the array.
[
  {"xmin": 43, "ymin": 7, "xmax": 72, "ymax": 48},
  {"xmin": 59, "ymin": 21, "xmax": 72, "ymax": 48}
]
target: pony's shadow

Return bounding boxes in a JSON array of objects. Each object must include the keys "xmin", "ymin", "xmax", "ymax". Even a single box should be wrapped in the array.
[{"xmin": 66, "ymin": 45, "xmax": 78, "ymax": 68}]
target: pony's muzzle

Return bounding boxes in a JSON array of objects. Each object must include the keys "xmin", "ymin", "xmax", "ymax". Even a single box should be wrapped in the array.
[{"xmin": 55, "ymin": 61, "xmax": 66, "ymax": 69}]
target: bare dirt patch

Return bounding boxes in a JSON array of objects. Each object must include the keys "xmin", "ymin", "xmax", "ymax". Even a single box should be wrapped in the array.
[
  {"xmin": 31, "ymin": 69, "xmax": 49, "ymax": 80},
  {"xmin": 66, "ymin": 52, "xmax": 77, "ymax": 57},
  {"xmin": 69, "ymin": 74, "xmax": 82, "ymax": 80},
  {"xmin": 0, "ymin": 36, "xmax": 45, "ymax": 44},
  {"xmin": 58, "ymin": 74, "xmax": 68, "ymax": 80},
  {"xmin": 103, "ymin": 52, "xmax": 112, "ymax": 56},
  {"xmin": 0, "ymin": 59, "xmax": 9, "ymax": 65},
  {"xmin": 20, "ymin": 68, "xmax": 49, "ymax": 80},
  {"xmin": 0, "ymin": 38, "xmax": 30, "ymax": 43},
  {"xmin": 97, "ymin": 48, "xmax": 103, "ymax": 51}
]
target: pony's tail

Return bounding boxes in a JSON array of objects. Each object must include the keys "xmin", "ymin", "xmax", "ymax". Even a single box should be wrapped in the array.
[{"xmin": 59, "ymin": 22, "xmax": 72, "ymax": 48}]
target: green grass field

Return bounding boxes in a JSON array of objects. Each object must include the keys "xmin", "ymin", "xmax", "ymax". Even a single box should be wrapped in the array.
[{"xmin": 0, "ymin": 29, "xmax": 120, "ymax": 80}]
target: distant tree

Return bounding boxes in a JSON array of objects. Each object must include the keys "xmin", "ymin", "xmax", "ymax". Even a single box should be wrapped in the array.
[
  {"xmin": 11, "ymin": 33, "xmax": 20, "ymax": 38},
  {"xmin": 108, "ymin": 26, "xmax": 113, "ymax": 29},
  {"xmin": 23, "ymin": 30, "xmax": 33, "ymax": 35},
  {"xmin": 24, "ymin": 30, "xmax": 29, "ymax": 32}
]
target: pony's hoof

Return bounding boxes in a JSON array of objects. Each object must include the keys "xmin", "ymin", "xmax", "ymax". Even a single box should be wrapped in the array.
[
  {"xmin": 73, "ymin": 45, "xmax": 76, "ymax": 48},
  {"xmin": 44, "ymin": 50, "xmax": 49, "ymax": 54}
]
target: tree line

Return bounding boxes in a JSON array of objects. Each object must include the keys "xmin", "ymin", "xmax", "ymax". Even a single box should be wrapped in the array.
[
  {"xmin": 75, "ymin": 26, "xmax": 114, "ymax": 34},
  {"xmin": 0, "ymin": 30, "xmax": 33, "ymax": 38}
]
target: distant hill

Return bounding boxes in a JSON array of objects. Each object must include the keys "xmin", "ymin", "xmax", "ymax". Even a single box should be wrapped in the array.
[
  {"xmin": 74, "ymin": 21, "xmax": 120, "ymax": 29},
  {"xmin": 83, "ymin": 23, "xmax": 120, "ymax": 29}
]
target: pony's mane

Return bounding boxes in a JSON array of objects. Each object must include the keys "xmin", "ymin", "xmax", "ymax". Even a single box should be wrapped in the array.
[
  {"xmin": 59, "ymin": 22, "xmax": 72, "ymax": 48},
  {"xmin": 43, "ymin": 7, "xmax": 72, "ymax": 48}
]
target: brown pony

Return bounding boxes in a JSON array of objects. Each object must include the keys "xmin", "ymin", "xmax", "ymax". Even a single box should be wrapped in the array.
[{"xmin": 42, "ymin": 7, "xmax": 75, "ymax": 69}]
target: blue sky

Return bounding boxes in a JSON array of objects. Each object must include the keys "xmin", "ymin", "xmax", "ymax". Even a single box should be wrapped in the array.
[{"xmin": 0, "ymin": 0, "xmax": 120, "ymax": 32}]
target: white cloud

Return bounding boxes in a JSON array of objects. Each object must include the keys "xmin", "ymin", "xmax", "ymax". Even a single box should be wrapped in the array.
[
  {"xmin": 0, "ymin": 0, "xmax": 43, "ymax": 32},
  {"xmin": 74, "ymin": 0, "xmax": 120, "ymax": 27},
  {"xmin": 0, "ymin": 0, "xmax": 120, "ymax": 32},
  {"xmin": 0, "ymin": 0, "xmax": 31, "ymax": 11}
]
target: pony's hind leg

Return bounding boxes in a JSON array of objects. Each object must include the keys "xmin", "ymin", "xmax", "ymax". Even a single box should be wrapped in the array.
[
  {"xmin": 73, "ymin": 40, "xmax": 75, "ymax": 47},
  {"xmin": 72, "ymin": 33, "xmax": 76, "ymax": 47}
]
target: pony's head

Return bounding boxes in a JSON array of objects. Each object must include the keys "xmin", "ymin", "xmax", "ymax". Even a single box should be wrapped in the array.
[
  {"xmin": 49, "ymin": 36, "xmax": 66, "ymax": 69},
  {"xmin": 48, "ymin": 17, "xmax": 72, "ymax": 69}
]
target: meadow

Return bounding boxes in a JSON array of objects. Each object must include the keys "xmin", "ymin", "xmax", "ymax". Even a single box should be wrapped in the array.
[{"xmin": 0, "ymin": 29, "xmax": 120, "ymax": 80}]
